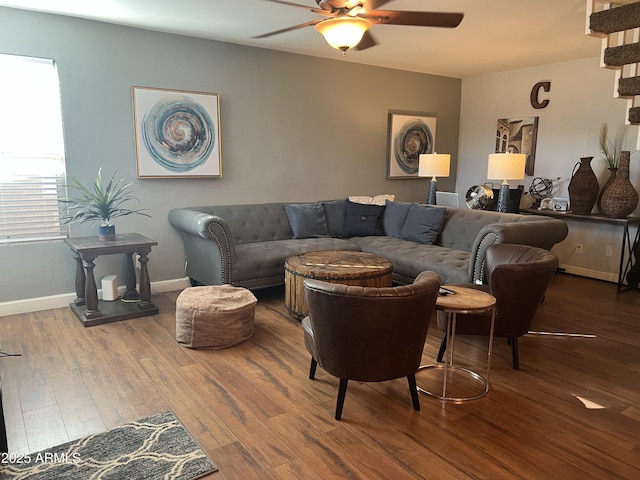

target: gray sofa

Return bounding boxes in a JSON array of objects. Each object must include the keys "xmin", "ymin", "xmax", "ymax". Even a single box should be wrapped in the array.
[{"xmin": 168, "ymin": 199, "xmax": 568, "ymax": 290}]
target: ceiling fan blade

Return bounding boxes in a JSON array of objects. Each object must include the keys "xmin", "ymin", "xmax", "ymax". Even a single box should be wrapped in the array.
[
  {"xmin": 360, "ymin": 0, "xmax": 391, "ymax": 10},
  {"xmin": 321, "ymin": 1, "xmax": 389, "ymax": 12},
  {"xmin": 253, "ymin": 19, "xmax": 323, "ymax": 39},
  {"xmin": 355, "ymin": 30, "xmax": 377, "ymax": 50},
  {"xmin": 364, "ymin": 10, "xmax": 464, "ymax": 28},
  {"xmin": 264, "ymin": 0, "xmax": 331, "ymax": 16}
]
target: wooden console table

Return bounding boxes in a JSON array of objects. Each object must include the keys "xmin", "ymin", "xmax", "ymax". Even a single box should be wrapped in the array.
[
  {"xmin": 65, "ymin": 233, "xmax": 159, "ymax": 326},
  {"xmin": 521, "ymin": 208, "xmax": 640, "ymax": 292}
]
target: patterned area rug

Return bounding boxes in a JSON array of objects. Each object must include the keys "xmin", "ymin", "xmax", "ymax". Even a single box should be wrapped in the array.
[{"xmin": 0, "ymin": 411, "xmax": 217, "ymax": 480}]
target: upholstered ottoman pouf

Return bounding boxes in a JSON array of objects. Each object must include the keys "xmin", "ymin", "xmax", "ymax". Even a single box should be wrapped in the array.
[{"xmin": 176, "ymin": 285, "xmax": 257, "ymax": 349}]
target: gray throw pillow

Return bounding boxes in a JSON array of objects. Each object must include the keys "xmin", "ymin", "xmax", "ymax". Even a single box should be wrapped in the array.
[
  {"xmin": 284, "ymin": 203, "xmax": 330, "ymax": 239},
  {"xmin": 399, "ymin": 204, "xmax": 446, "ymax": 244},
  {"xmin": 340, "ymin": 200, "xmax": 385, "ymax": 237},
  {"xmin": 322, "ymin": 199, "xmax": 347, "ymax": 237},
  {"xmin": 383, "ymin": 200, "xmax": 413, "ymax": 237}
]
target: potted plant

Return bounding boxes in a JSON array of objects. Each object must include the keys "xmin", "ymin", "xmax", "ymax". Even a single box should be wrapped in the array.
[
  {"xmin": 60, "ymin": 168, "xmax": 151, "ymax": 240},
  {"xmin": 597, "ymin": 123, "xmax": 623, "ymax": 170}
]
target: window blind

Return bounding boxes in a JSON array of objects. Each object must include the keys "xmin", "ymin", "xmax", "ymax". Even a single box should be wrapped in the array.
[
  {"xmin": 0, "ymin": 156, "xmax": 67, "ymax": 243},
  {"xmin": 0, "ymin": 54, "xmax": 67, "ymax": 243}
]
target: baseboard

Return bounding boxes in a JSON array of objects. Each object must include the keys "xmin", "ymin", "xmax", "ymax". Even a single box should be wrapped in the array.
[
  {"xmin": 559, "ymin": 264, "xmax": 617, "ymax": 283},
  {"xmin": 0, "ymin": 277, "xmax": 191, "ymax": 317},
  {"xmin": 148, "ymin": 277, "xmax": 191, "ymax": 295}
]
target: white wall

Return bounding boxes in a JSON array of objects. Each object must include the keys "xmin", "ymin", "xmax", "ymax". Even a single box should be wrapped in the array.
[{"xmin": 458, "ymin": 58, "xmax": 640, "ymax": 281}]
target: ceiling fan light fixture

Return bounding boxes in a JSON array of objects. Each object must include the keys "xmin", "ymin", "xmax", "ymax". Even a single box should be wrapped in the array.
[{"xmin": 314, "ymin": 16, "xmax": 372, "ymax": 52}]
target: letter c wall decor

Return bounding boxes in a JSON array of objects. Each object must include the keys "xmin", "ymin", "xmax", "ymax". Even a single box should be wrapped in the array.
[{"xmin": 531, "ymin": 81, "xmax": 551, "ymax": 109}]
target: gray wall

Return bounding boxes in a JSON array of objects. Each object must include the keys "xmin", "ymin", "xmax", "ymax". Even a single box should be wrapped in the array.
[{"xmin": 0, "ymin": 7, "xmax": 461, "ymax": 303}]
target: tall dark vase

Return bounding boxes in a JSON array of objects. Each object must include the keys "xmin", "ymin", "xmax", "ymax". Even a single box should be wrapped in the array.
[
  {"xmin": 600, "ymin": 151, "xmax": 638, "ymax": 218},
  {"xmin": 568, "ymin": 156, "xmax": 599, "ymax": 215}
]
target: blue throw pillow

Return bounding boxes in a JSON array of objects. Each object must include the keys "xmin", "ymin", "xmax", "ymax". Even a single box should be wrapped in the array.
[
  {"xmin": 383, "ymin": 200, "xmax": 414, "ymax": 237},
  {"xmin": 399, "ymin": 204, "xmax": 446, "ymax": 244},
  {"xmin": 284, "ymin": 203, "xmax": 330, "ymax": 239},
  {"xmin": 341, "ymin": 200, "xmax": 385, "ymax": 237}
]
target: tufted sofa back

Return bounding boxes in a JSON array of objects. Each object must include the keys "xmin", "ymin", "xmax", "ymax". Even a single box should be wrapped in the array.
[
  {"xmin": 187, "ymin": 202, "xmax": 553, "ymax": 248},
  {"xmin": 189, "ymin": 203, "xmax": 294, "ymax": 245},
  {"xmin": 436, "ymin": 208, "xmax": 549, "ymax": 251}
]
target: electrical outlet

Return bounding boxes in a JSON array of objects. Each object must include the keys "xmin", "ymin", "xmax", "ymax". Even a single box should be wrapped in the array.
[
  {"xmin": 576, "ymin": 244, "xmax": 583, "ymax": 254},
  {"xmin": 605, "ymin": 245, "xmax": 613, "ymax": 257}
]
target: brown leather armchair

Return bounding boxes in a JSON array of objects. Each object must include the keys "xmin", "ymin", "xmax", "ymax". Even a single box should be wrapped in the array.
[
  {"xmin": 437, "ymin": 243, "xmax": 559, "ymax": 370},
  {"xmin": 302, "ymin": 270, "xmax": 441, "ymax": 420}
]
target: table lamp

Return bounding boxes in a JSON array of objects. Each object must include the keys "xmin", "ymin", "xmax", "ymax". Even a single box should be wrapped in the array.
[
  {"xmin": 487, "ymin": 153, "xmax": 526, "ymax": 212},
  {"xmin": 418, "ymin": 153, "xmax": 451, "ymax": 204}
]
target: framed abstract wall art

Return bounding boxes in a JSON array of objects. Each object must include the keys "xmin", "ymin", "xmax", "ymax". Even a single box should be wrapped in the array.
[
  {"xmin": 496, "ymin": 116, "xmax": 539, "ymax": 176},
  {"xmin": 387, "ymin": 111, "xmax": 437, "ymax": 179},
  {"xmin": 133, "ymin": 86, "xmax": 221, "ymax": 178}
]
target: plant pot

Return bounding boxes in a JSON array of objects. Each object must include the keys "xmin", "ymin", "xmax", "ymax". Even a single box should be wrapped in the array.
[{"xmin": 99, "ymin": 224, "xmax": 116, "ymax": 241}]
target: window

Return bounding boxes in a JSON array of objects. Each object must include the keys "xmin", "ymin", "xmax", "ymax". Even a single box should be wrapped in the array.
[{"xmin": 0, "ymin": 54, "xmax": 67, "ymax": 243}]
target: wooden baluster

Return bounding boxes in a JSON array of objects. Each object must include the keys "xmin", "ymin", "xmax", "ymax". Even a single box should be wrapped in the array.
[
  {"xmin": 73, "ymin": 253, "xmax": 86, "ymax": 306},
  {"xmin": 122, "ymin": 252, "xmax": 140, "ymax": 302},
  {"xmin": 138, "ymin": 252, "xmax": 153, "ymax": 309},
  {"xmin": 83, "ymin": 257, "xmax": 102, "ymax": 319}
]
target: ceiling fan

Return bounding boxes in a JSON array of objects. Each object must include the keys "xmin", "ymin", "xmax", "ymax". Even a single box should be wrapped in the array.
[{"xmin": 254, "ymin": 0, "xmax": 464, "ymax": 54}]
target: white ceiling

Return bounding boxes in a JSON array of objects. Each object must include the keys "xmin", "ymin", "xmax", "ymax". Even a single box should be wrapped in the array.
[{"xmin": 0, "ymin": 0, "xmax": 605, "ymax": 78}]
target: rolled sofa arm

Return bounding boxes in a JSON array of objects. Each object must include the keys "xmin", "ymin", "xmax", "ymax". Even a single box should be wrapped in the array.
[
  {"xmin": 469, "ymin": 219, "xmax": 568, "ymax": 283},
  {"xmin": 168, "ymin": 208, "xmax": 236, "ymax": 285}
]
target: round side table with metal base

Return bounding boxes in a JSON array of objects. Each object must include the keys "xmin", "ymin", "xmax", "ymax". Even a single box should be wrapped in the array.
[{"xmin": 418, "ymin": 285, "xmax": 497, "ymax": 402}]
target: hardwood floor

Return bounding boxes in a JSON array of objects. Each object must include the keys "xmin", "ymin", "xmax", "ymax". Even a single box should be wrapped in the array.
[{"xmin": 1, "ymin": 273, "xmax": 639, "ymax": 479}]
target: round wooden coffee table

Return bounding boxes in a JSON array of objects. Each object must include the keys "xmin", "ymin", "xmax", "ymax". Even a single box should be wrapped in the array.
[{"xmin": 284, "ymin": 251, "xmax": 393, "ymax": 319}]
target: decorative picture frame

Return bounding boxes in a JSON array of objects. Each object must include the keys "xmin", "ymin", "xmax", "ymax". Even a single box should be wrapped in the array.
[
  {"xmin": 133, "ymin": 86, "xmax": 221, "ymax": 178},
  {"xmin": 496, "ymin": 116, "xmax": 539, "ymax": 176},
  {"xmin": 387, "ymin": 110, "xmax": 437, "ymax": 179}
]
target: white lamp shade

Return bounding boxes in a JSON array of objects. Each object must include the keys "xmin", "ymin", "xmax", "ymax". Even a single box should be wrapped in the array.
[
  {"xmin": 487, "ymin": 153, "xmax": 526, "ymax": 182},
  {"xmin": 418, "ymin": 153, "xmax": 451, "ymax": 178},
  {"xmin": 314, "ymin": 17, "xmax": 372, "ymax": 51}
]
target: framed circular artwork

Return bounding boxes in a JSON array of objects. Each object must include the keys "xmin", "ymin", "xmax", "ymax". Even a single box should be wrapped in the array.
[
  {"xmin": 133, "ymin": 86, "xmax": 222, "ymax": 178},
  {"xmin": 387, "ymin": 111, "xmax": 437, "ymax": 178}
]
